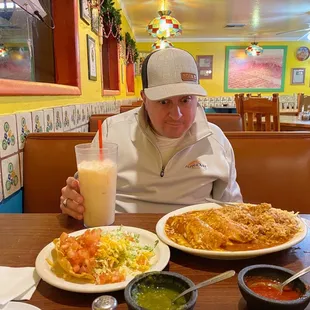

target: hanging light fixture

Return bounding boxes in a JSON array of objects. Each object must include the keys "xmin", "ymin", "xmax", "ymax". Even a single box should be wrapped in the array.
[
  {"xmin": 151, "ymin": 38, "xmax": 174, "ymax": 50},
  {"xmin": 147, "ymin": 10, "xmax": 182, "ymax": 39},
  {"xmin": 245, "ymin": 42, "xmax": 263, "ymax": 56}
]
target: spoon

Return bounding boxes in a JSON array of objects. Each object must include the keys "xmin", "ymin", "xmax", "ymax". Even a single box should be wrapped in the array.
[
  {"xmin": 278, "ymin": 266, "xmax": 310, "ymax": 293},
  {"xmin": 171, "ymin": 270, "xmax": 235, "ymax": 303}
]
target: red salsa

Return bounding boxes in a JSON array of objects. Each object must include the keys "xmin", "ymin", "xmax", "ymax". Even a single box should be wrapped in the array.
[{"xmin": 245, "ymin": 276, "xmax": 302, "ymax": 301}]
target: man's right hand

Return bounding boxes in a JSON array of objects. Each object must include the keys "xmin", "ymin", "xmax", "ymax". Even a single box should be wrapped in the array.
[{"xmin": 60, "ymin": 177, "xmax": 85, "ymax": 220}]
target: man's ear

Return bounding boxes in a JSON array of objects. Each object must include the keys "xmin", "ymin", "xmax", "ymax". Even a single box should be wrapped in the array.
[{"xmin": 140, "ymin": 90, "xmax": 145, "ymax": 101}]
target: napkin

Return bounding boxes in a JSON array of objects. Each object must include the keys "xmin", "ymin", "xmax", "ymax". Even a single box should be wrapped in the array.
[{"xmin": 0, "ymin": 267, "xmax": 41, "ymax": 307}]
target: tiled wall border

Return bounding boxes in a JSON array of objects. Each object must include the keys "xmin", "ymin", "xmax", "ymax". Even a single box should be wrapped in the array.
[{"xmin": 198, "ymin": 94, "xmax": 299, "ymax": 112}]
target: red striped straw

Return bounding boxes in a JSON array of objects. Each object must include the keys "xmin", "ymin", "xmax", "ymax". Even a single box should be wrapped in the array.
[{"xmin": 98, "ymin": 120, "xmax": 103, "ymax": 160}]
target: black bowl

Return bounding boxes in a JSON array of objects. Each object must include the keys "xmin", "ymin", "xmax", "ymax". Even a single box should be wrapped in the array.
[
  {"xmin": 238, "ymin": 264, "xmax": 310, "ymax": 310},
  {"xmin": 124, "ymin": 271, "xmax": 198, "ymax": 310}
]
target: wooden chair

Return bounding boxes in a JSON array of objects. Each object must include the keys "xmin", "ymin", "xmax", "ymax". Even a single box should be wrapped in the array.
[
  {"xmin": 246, "ymin": 93, "xmax": 261, "ymax": 98},
  {"xmin": 297, "ymin": 93, "xmax": 310, "ymax": 112},
  {"xmin": 239, "ymin": 93, "xmax": 280, "ymax": 131},
  {"xmin": 235, "ymin": 94, "xmax": 246, "ymax": 130}
]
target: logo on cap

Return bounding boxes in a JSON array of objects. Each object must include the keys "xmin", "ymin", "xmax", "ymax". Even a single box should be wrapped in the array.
[{"xmin": 181, "ymin": 72, "xmax": 197, "ymax": 82}]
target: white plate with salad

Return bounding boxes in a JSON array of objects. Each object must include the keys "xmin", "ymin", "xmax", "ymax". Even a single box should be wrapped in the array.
[{"xmin": 35, "ymin": 226, "xmax": 170, "ymax": 293}]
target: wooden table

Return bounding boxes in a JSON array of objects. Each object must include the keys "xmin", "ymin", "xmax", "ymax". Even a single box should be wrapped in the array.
[
  {"xmin": 1, "ymin": 214, "xmax": 309, "ymax": 310},
  {"xmin": 280, "ymin": 115, "xmax": 310, "ymax": 131}
]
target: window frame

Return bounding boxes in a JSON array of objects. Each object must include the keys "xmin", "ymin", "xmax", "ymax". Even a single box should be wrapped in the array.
[
  {"xmin": 100, "ymin": 36, "xmax": 120, "ymax": 96},
  {"xmin": 126, "ymin": 62, "xmax": 135, "ymax": 95},
  {"xmin": 0, "ymin": 0, "xmax": 81, "ymax": 96}
]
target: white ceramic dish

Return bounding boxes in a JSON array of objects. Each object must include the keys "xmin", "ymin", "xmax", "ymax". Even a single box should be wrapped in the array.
[
  {"xmin": 35, "ymin": 226, "xmax": 170, "ymax": 293},
  {"xmin": 3, "ymin": 302, "xmax": 40, "ymax": 310},
  {"xmin": 156, "ymin": 203, "xmax": 307, "ymax": 260}
]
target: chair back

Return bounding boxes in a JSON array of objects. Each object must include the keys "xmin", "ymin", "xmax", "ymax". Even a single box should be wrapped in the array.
[
  {"xmin": 298, "ymin": 93, "xmax": 310, "ymax": 112},
  {"xmin": 246, "ymin": 93, "xmax": 261, "ymax": 98},
  {"xmin": 89, "ymin": 114, "xmax": 116, "ymax": 132},
  {"xmin": 206, "ymin": 113, "xmax": 243, "ymax": 131},
  {"xmin": 239, "ymin": 93, "xmax": 280, "ymax": 131}
]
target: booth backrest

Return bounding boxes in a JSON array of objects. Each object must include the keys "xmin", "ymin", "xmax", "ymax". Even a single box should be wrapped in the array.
[
  {"xmin": 206, "ymin": 113, "xmax": 242, "ymax": 131},
  {"xmin": 23, "ymin": 133, "xmax": 94, "ymax": 213},
  {"xmin": 89, "ymin": 114, "xmax": 116, "ymax": 132},
  {"xmin": 23, "ymin": 132, "xmax": 310, "ymax": 213}
]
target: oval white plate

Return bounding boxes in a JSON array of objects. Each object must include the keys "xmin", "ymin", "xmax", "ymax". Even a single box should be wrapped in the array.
[
  {"xmin": 156, "ymin": 203, "xmax": 307, "ymax": 260},
  {"xmin": 35, "ymin": 226, "xmax": 170, "ymax": 293},
  {"xmin": 3, "ymin": 302, "xmax": 40, "ymax": 310}
]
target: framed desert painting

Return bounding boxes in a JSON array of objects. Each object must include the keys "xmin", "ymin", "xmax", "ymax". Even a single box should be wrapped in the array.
[{"xmin": 224, "ymin": 46, "xmax": 287, "ymax": 92}]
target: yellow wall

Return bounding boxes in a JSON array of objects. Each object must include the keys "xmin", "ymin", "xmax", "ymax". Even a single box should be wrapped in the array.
[
  {"xmin": 136, "ymin": 41, "xmax": 310, "ymax": 97},
  {"xmin": 0, "ymin": 0, "xmax": 137, "ymax": 115}
]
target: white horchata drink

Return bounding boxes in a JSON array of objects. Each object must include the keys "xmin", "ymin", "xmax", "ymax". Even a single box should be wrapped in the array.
[
  {"xmin": 75, "ymin": 142, "xmax": 118, "ymax": 227},
  {"xmin": 78, "ymin": 159, "xmax": 117, "ymax": 227}
]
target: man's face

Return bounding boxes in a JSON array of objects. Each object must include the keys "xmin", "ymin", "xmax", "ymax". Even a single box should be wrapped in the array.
[{"xmin": 142, "ymin": 92, "xmax": 198, "ymax": 138}]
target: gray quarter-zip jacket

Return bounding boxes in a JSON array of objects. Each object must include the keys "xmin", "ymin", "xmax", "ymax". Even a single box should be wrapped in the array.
[{"xmin": 93, "ymin": 104, "xmax": 242, "ymax": 213}]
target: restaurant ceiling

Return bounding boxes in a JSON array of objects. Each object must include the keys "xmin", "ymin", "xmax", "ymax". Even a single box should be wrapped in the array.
[{"xmin": 120, "ymin": 0, "xmax": 310, "ymax": 42}]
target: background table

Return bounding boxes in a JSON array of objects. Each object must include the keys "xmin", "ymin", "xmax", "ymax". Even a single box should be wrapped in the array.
[{"xmin": 0, "ymin": 214, "xmax": 309, "ymax": 310}]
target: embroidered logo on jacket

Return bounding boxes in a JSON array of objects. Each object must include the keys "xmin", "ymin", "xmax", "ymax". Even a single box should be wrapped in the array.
[{"xmin": 185, "ymin": 160, "xmax": 208, "ymax": 170}]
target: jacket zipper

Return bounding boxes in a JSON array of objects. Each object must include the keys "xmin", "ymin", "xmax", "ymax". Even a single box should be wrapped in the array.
[
  {"xmin": 160, "ymin": 167, "xmax": 165, "ymax": 177},
  {"xmin": 136, "ymin": 114, "xmax": 212, "ymax": 178}
]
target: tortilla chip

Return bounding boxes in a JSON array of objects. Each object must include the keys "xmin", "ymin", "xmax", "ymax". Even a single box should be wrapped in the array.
[{"xmin": 53, "ymin": 238, "xmax": 95, "ymax": 283}]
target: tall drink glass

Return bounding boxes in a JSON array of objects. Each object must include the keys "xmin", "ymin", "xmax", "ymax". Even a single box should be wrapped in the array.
[{"xmin": 75, "ymin": 142, "xmax": 118, "ymax": 227}]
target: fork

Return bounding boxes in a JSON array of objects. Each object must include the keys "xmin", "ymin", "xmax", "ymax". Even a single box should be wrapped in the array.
[{"xmin": 205, "ymin": 197, "xmax": 237, "ymax": 206}]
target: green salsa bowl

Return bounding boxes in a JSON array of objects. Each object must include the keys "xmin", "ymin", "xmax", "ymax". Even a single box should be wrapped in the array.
[{"xmin": 124, "ymin": 271, "xmax": 198, "ymax": 310}]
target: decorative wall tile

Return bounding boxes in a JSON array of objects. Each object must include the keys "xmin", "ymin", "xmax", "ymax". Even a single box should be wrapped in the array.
[
  {"xmin": 70, "ymin": 106, "xmax": 77, "ymax": 129},
  {"xmin": 19, "ymin": 151, "xmax": 23, "ymax": 187},
  {"xmin": 1, "ymin": 154, "xmax": 21, "ymax": 199},
  {"xmin": 82, "ymin": 125, "xmax": 89, "ymax": 133},
  {"xmin": 80, "ymin": 104, "xmax": 87, "ymax": 125},
  {"xmin": 16, "ymin": 112, "xmax": 32, "ymax": 150},
  {"xmin": 44, "ymin": 109, "xmax": 54, "ymax": 133},
  {"xmin": 91, "ymin": 103, "xmax": 98, "ymax": 115},
  {"xmin": 97, "ymin": 102, "xmax": 104, "ymax": 114},
  {"xmin": 76, "ymin": 105, "xmax": 82, "ymax": 127},
  {"xmin": 62, "ymin": 107, "xmax": 71, "ymax": 132},
  {"xmin": 86, "ymin": 104, "xmax": 92, "ymax": 122},
  {"xmin": 0, "ymin": 115, "xmax": 18, "ymax": 158},
  {"xmin": 54, "ymin": 108, "xmax": 63, "ymax": 132},
  {"xmin": 31, "ymin": 111, "xmax": 44, "ymax": 133}
]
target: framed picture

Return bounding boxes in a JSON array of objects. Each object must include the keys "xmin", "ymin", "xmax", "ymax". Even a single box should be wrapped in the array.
[
  {"xmin": 291, "ymin": 68, "xmax": 306, "ymax": 85},
  {"xmin": 91, "ymin": 6, "xmax": 100, "ymax": 35},
  {"xmin": 296, "ymin": 47, "xmax": 310, "ymax": 61},
  {"xmin": 135, "ymin": 51, "xmax": 149, "ymax": 76},
  {"xmin": 224, "ymin": 46, "xmax": 287, "ymax": 92},
  {"xmin": 197, "ymin": 55, "xmax": 213, "ymax": 79},
  {"xmin": 79, "ymin": 0, "xmax": 91, "ymax": 24},
  {"xmin": 87, "ymin": 35, "xmax": 97, "ymax": 81}
]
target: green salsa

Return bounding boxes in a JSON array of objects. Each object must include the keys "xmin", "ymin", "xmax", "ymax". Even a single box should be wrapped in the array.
[{"xmin": 133, "ymin": 284, "xmax": 187, "ymax": 310}]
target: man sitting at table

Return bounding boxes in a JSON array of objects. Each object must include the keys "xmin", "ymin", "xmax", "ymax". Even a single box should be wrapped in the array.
[{"xmin": 60, "ymin": 47, "xmax": 242, "ymax": 219}]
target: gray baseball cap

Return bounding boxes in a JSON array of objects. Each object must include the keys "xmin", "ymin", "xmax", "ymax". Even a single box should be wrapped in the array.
[{"xmin": 142, "ymin": 48, "xmax": 207, "ymax": 101}]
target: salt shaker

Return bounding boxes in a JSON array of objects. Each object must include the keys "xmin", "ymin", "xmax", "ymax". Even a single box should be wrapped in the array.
[{"xmin": 92, "ymin": 295, "xmax": 118, "ymax": 310}]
